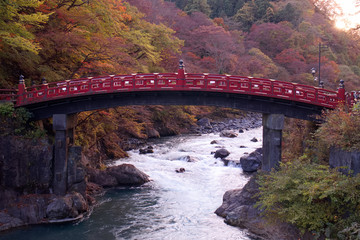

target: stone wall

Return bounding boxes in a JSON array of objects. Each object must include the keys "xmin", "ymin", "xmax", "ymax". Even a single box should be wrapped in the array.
[
  {"xmin": 0, "ymin": 136, "xmax": 53, "ymax": 196},
  {"xmin": 0, "ymin": 136, "xmax": 89, "ymax": 231},
  {"xmin": 329, "ymin": 148, "xmax": 360, "ymax": 175}
]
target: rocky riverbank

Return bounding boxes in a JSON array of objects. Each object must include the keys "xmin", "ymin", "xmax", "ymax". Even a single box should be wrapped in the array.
[
  {"xmin": 0, "ymin": 136, "xmax": 150, "ymax": 232},
  {"xmin": 215, "ymin": 176, "xmax": 302, "ymax": 240},
  {"xmin": 0, "ymin": 112, "xmax": 262, "ymax": 232},
  {"xmin": 191, "ymin": 112, "xmax": 262, "ymax": 135}
]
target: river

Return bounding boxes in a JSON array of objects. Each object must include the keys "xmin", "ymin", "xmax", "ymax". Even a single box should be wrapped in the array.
[{"xmin": 0, "ymin": 127, "xmax": 262, "ymax": 240}]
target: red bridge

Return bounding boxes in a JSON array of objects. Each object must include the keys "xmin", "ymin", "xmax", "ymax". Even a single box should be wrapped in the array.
[
  {"xmin": 0, "ymin": 61, "xmax": 352, "ymax": 195},
  {"xmin": 0, "ymin": 62, "xmax": 349, "ymax": 121}
]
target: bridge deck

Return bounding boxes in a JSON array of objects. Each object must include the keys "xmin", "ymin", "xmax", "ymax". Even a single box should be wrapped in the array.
[{"xmin": 5, "ymin": 73, "xmax": 341, "ymax": 109}]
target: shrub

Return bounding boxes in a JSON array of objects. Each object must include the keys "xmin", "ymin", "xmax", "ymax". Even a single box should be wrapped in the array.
[
  {"xmin": 0, "ymin": 103, "xmax": 45, "ymax": 138},
  {"xmin": 315, "ymin": 107, "xmax": 360, "ymax": 151},
  {"xmin": 257, "ymin": 158, "xmax": 360, "ymax": 238}
]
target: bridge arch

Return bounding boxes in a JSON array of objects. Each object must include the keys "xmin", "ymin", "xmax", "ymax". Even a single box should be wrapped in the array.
[{"xmin": 23, "ymin": 89, "xmax": 329, "ymax": 121}]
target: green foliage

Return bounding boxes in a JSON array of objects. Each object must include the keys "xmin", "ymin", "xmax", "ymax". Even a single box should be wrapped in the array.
[
  {"xmin": 0, "ymin": 0, "xmax": 49, "ymax": 53},
  {"xmin": 274, "ymin": 3, "xmax": 301, "ymax": 26},
  {"xmin": 0, "ymin": 103, "xmax": 45, "ymax": 138},
  {"xmin": 257, "ymin": 159, "xmax": 360, "ymax": 237},
  {"xmin": 233, "ymin": 0, "xmax": 273, "ymax": 31},
  {"xmin": 184, "ymin": 0, "xmax": 211, "ymax": 16}
]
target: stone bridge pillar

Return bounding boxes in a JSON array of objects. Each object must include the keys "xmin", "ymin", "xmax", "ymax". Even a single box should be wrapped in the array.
[
  {"xmin": 262, "ymin": 113, "xmax": 284, "ymax": 171},
  {"xmin": 53, "ymin": 114, "xmax": 77, "ymax": 195}
]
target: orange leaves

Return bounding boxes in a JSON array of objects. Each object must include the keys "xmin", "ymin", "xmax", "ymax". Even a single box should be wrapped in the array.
[
  {"xmin": 36, "ymin": 3, "xmax": 52, "ymax": 14},
  {"xmin": 213, "ymin": 17, "xmax": 228, "ymax": 30},
  {"xmin": 315, "ymin": 107, "xmax": 360, "ymax": 151}
]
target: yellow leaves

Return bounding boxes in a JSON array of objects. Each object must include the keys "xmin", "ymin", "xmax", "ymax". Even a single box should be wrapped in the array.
[
  {"xmin": 1, "ymin": 35, "xmax": 41, "ymax": 53},
  {"xmin": 19, "ymin": 12, "xmax": 49, "ymax": 26},
  {"xmin": 0, "ymin": 0, "xmax": 50, "ymax": 54}
]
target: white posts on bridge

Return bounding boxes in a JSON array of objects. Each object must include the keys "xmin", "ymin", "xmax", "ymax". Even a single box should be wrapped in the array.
[
  {"xmin": 262, "ymin": 114, "xmax": 284, "ymax": 171},
  {"xmin": 53, "ymin": 114, "xmax": 77, "ymax": 195}
]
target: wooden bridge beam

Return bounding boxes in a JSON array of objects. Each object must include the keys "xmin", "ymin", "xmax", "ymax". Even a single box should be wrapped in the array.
[
  {"xmin": 262, "ymin": 113, "xmax": 284, "ymax": 171},
  {"xmin": 52, "ymin": 114, "xmax": 77, "ymax": 195}
]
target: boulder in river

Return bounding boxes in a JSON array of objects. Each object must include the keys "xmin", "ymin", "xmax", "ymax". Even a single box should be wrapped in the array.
[
  {"xmin": 139, "ymin": 146, "xmax": 154, "ymax": 154},
  {"xmin": 250, "ymin": 137, "xmax": 258, "ymax": 142},
  {"xmin": 240, "ymin": 148, "xmax": 262, "ymax": 173},
  {"xmin": 175, "ymin": 168, "xmax": 186, "ymax": 173},
  {"xmin": 220, "ymin": 130, "xmax": 238, "ymax": 138},
  {"xmin": 46, "ymin": 192, "xmax": 88, "ymax": 220},
  {"xmin": 88, "ymin": 164, "xmax": 150, "ymax": 187},
  {"xmin": 214, "ymin": 148, "xmax": 230, "ymax": 159},
  {"xmin": 215, "ymin": 176, "xmax": 301, "ymax": 240},
  {"xmin": 184, "ymin": 156, "xmax": 198, "ymax": 162}
]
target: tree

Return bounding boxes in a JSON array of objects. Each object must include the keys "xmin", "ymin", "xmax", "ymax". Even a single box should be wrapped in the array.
[
  {"xmin": 275, "ymin": 48, "xmax": 307, "ymax": 74},
  {"xmin": 0, "ymin": 0, "xmax": 49, "ymax": 53},
  {"xmin": 233, "ymin": 0, "xmax": 273, "ymax": 31},
  {"xmin": 184, "ymin": 0, "xmax": 211, "ymax": 16},
  {"xmin": 274, "ymin": 3, "xmax": 301, "ymax": 26},
  {"xmin": 246, "ymin": 22, "xmax": 294, "ymax": 58}
]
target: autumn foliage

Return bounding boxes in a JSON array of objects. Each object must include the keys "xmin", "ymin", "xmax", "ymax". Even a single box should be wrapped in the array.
[{"xmin": 1, "ymin": 0, "xmax": 360, "ymax": 163}]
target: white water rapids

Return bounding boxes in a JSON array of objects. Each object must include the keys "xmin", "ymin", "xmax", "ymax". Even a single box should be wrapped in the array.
[{"xmin": 0, "ymin": 127, "xmax": 262, "ymax": 240}]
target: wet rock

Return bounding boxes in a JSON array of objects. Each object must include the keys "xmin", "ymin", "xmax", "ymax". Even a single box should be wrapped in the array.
[
  {"xmin": 0, "ymin": 212, "xmax": 24, "ymax": 231},
  {"xmin": 87, "ymin": 168, "xmax": 118, "ymax": 187},
  {"xmin": 175, "ymin": 168, "xmax": 186, "ymax": 173},
  {"xmin": 210, "ymin": 140, "xmax": 219, "ymax": 144},
  {"xmin": 88, "ymin": 164, "xmax": 150, "ymax": 187},
  {"xmin": 250, "ymin": 137, "xmax": 258, "ymax": 142},
  {"xmin": 239, "ymin": 146, "xmax": 247, "ymax": 148},
  {"xmin": 182, "ymin": 156, "xmax": 198, "ymax": 162},
  {"xmin": 214, "ymin": 148, "xmax": 230, "ymax": 159},
  {"xmin": 46, "ymin": 196, "xmax": 74, "ymax": 220},
  {"xmin": 46, "ymin": 193, "xmax": 88, "ymax": 220},
  {"xmin": 215, "ymin": 176, "xmax": 301, "ymax": 240},
  {"xmin": 197, "ymin": 118, "xmax": 211, "ymax": 127},
  {"xmin": 106, "ymin": 164, "xmax": 150, "ymax": 186},
  {"xmin": 139, "ymin": 146, "xmax": 154, "ymax": 154},
  {"xmin": 147, "ymin": 128, "xmax": 160, "ymax": 138},
  {"xmin": 220, "ymin": 130, "xmax": 238, "ymax": 138},
  {"xmin": 239, "ymin": 129, "xmax": 244, "ymax": 133},
  {"xmin": 240, "ymin": 148, "xmax": 262, "ymax": 173},
  {"xmin": 222, "ymin": 159, "xmax": 230, "ymax": 166}
]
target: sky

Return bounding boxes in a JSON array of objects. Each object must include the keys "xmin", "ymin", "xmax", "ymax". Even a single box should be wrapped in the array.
[{"xmin": 334, "ymin": 0, "xmax": 360, "ymax": 29}]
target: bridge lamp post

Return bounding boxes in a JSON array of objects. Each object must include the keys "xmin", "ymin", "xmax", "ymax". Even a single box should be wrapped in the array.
[{"xmin": 318, "ymin": 43, "xmax": 328, "ymax": 88}]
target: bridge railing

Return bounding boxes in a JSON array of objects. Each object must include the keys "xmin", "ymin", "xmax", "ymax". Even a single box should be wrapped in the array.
[
  {"xmin": 0, "ymin": 89, "xmax": 17, "ymax": 103},
  {"xmin": 8, "ymin": 72, "xmax": 344, "ymax": 109}
]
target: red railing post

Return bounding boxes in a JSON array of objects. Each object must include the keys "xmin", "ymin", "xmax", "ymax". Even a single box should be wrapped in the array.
[
  {"xmin": 337, "ymin": 79, "xmax": 346, "ymax": 106},
  {"xmin": 17, "ymin": 75, "xmax": 26, "ymax": 106},
  {"xmin": 41, "ymin": 77, "xmax": 48, "ymax": 100},
  {"xmin": 177, "ymin": 60, "xmax": 185, "ymax": 88}
]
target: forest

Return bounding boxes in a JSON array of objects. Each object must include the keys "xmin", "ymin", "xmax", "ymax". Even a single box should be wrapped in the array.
[
  {"xmin": 1, "ymin": 0, "xmax": 360, "ymax": 90},
  {"xmin": 2, "ymin": 0, "xmax": 359, "ymax": 155}
]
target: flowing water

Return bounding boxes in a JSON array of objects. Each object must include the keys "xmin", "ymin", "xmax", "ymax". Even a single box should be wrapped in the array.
[{"xmin": 0, "ymin": 127, "xmax": 262, "ymax": 240}]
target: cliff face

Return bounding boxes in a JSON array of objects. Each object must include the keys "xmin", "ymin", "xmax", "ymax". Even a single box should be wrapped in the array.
[
  {"xmin": 0, "ymin": 137, "xmax": 53, "ymax": 207},
  {"xmin": 0, "ymin": 135, "xmax": 151, "ymax": 232},
  {"xmin": 0, "ymin": 136, "xmax": 89, "ymax": 231}
]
